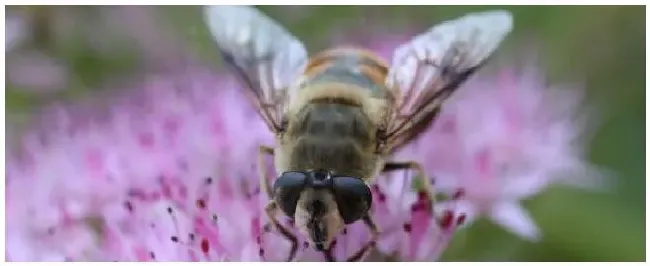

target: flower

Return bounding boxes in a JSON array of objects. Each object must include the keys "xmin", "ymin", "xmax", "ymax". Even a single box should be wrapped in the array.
[
  {"xmin": 395, "ymin": 63, "xmax": 606, "ymax": 241},
  {"xmin": 332, "ymin": 26, "xmax": 606, "ymax": 242},
  {"xmin": 6, "ymin": 67, "xmax": 269, "ymax": 261},
  {"xmin": 6, "ymin": 64, "xmax": 464, "ymax": 261},
  {"xmin": 7, "ymin": 19, "xmax": 604, "ymax": 261}
]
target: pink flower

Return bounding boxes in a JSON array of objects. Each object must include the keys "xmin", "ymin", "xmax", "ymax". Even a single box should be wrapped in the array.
[
  {"xmin": 396, "ymin": 63, "xmax": 607, "ymax": 241},
  {"xmin": 6, "ymin": 65, "xmax": 463, "ymax": 261},
  {"xmin": 331, "ymin": 28, "xmax": 606, "ymax": 242}
]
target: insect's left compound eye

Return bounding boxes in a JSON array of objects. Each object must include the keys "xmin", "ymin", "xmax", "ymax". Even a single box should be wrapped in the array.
[
  {"xmin": 273, "ymin": 171, "xmax": 308, "ymax": 217},
  {"xmin": 331, "ymin": 176, "xmax": 372, "ymax": 224}
]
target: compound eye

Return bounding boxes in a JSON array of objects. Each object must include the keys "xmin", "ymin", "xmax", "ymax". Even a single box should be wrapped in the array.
[
  {"xmin": 273, "ymin": 171, "xmax": 308, "ymax": 217},
  {"xmin": 331, "ymin": 176, "xmax": 372, "ymax": 224}
]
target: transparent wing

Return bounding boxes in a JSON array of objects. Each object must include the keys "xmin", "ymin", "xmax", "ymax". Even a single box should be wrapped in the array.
[
  {"xmin": 384, "ymin": 10, "xmax": 513, "ymax": 151},
  {"xmin": 204, "ymin": 5, "xmax": 308, "ymax": 133}
]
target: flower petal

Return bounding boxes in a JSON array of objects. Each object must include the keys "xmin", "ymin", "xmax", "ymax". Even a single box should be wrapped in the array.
[{"xmin": 488, "ymin": 200, "xmax": 541, "ymax": 241}]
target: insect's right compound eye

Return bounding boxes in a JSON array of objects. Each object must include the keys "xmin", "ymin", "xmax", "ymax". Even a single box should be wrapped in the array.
[{"xmin": 273, "ymin": 171, "xmax": 308, "ymax": 217}]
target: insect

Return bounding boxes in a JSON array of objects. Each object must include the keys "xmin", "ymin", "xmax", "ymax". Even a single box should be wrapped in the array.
[{"xmin": 203, "ymin": 6, "xmax": 513, "ymax": 262}]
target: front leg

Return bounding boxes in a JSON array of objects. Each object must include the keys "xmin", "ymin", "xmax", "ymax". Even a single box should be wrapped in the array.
[
  {"xmin": 382, "ymin": 161, "xmax": 437, "ymax": 210},
  {"xmin": 264, "ymin": 201, "xmax": 299, "ymax": 262},
  {"xmin": 319, "ymin": 214, "xmax": 380, "ymax": 262},
  {"xmin": 258, "ymin": 145, "xmax": 275, "ymax": 198}
]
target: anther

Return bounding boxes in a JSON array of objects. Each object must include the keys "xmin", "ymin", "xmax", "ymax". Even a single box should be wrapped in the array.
[
  {"xmin": 149, "ymin": 252, "xmax": 155, "ymax": 259},
  {"xmin": 167, "ymin": 207, "xmax": 173, "ymax": 214},
  {"xmin": 456, "ymin": 213, "xmax": 467, "ymax": 226},
  {"xmin": 378, "ymin": 193, "xmax": 386, "ymax": 202},
  {"xmin": 452, "ymin": 189, "xmax": 465, "ymax": 200},
  {"xmin": 171, "ymin": 236, "xmax": 179, "ymax": 242},
  {"xmin": 403, "ymin": 223, "xmax": 412, "ymax": 233},
  {"xmin": 124, "ymin": 201, "xmax": 133, "ymax": 212},
  {"xmin": 200, "ymin": 238, "xmax": 210, "ymax": 253},
  {"xmin": 196, "ymin": 199, "xmax": 206, "ymax": 209},
  {"xmin": 205, "ymin": 177, "xmax": 213, "ymax": 185},
  {"xmin": 303, "ymin": 241, "xmax": 309, "ymax": 249},
  {"xmin": 417, "ymin": 191, "xmax": 428, "ymax": 200},
  {"xmin": 258, "ymin": 248, "xmax": 265, "ymax": 256},
  {"xmin": 440, "ymin": 210, "xmax": 454, "ymax": 229}
]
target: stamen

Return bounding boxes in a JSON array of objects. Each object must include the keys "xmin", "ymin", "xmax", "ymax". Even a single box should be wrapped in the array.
[
  {"xmin": 196, "ymin": 199, "xmax": 206, "ymax": 209},
  {"xmin": 456, "ymin": 213, "xmax": 467, "ymax": 226},
  {"xmin": 439, "ymin": 210, "xmax": 454, "ymax": 229},
  {"xmin": 171, "ymin": 236, "xmax": 179, "ymax": 242},
  {"xmin": 403, "ymin": 223, "xmax": 412, "ymax": 233},
  {"xmin": 200, "ymin": 238, "xmax": 210, "ymax": 253},
  {"xmin": 452, "ymin": 189, "xmax": 465, "ymax": 200},
  {"xmin": 124, "ymin": 201, "xmax": 134, "ymax": 212},
  {"xmin": 417, "ymin": 191, "xmax": 428, "ymax": 201},
  {"xmin": 372, "ymin": 184, "xmax": 387, "ymax": 202}
]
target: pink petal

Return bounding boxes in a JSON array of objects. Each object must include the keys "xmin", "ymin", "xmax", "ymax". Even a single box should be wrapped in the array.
[{"xmin": 488, "ymin": 200, "xmax": 541, "ymax": 241}]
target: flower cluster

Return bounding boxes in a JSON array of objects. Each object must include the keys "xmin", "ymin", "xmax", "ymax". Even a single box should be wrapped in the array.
[
  {"xmin": 5, "ymin": 65, "xmax": 465, "ymax": 261},
  {"xmin": 334, "ymin": 30, "xmax": 606, "ymax": 242},
  {"xmin": 6, "ymin": 28, "xmax": 603, "ymax": 261}
]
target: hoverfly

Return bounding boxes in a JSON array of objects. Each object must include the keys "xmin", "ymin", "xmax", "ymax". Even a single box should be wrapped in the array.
[{"xmin": 203, "ymin": 6, "xmax": 512, "ymax": 261}]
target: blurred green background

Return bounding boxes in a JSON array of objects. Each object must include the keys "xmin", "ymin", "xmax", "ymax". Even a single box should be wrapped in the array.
[{"xmin": 5, "ymin": 5, "xmax": 645, "ymax": 261}]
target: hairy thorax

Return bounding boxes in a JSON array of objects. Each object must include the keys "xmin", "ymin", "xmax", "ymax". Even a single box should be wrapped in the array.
[{"xmin": 280, "ymin": 102, "xmax": 379, "ymax": 180}]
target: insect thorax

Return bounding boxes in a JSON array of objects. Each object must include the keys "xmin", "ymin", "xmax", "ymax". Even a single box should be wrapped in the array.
[
  {"xmin": 303, "ymin": 48, "xmax": 390, "ymax": 99},
  {"xmin": 284, "ymin": 100, "xmax": 378, "ymax": 180},
  {"xmin": 279, "ymin": 48, "xmax": 394, "ymax": 180}
]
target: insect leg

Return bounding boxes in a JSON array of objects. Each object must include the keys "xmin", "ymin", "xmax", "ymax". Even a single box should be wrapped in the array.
[
  {"xmin": 258, "ymin": 145, "xmax": 275, "ymax": 198},
  {"xmin": 321, "ymin": 247, "xmax": 336, "ymax": 262},
  {"xmin": 345, "ymin": 214, "xmax": 380, "ymax": 262},
  {"xmin": 382, "ymin": 161, "xmax": 437, "ymax": 209},
  {"xmin": 264, "ymin": 201, "xmax": 299, "ymax": 262}
]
